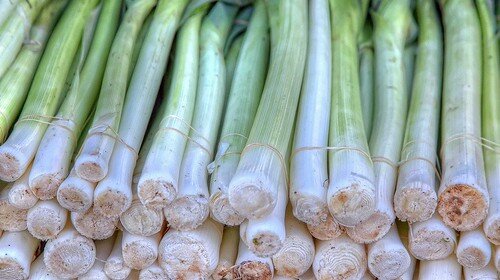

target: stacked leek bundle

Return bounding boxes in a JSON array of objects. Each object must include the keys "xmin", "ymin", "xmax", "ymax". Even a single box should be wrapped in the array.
[{"xmin": 0, "ymin": 0, "xmax": 498, "ymax": 279}]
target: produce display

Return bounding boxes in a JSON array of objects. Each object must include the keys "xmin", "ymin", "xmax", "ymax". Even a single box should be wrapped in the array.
[{"xmin": 0, "ymin": 0, "xmax": 498, "ymax": 279}]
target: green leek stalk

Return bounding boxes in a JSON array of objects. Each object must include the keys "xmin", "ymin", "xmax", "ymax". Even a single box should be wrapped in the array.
[
  {"xmin": 0, "ymin": 0, "xmax": 102, "ymax": 182},
  {"xmin": 403, "ymin": 44, "xmax": 417, "ymax": 100},
  {"xmin": 93, "ymin": 0, "xmax": 189, "ymax": 218},
  {"xmin": 58, "ymin": 6, "xmax": 155, "ymax": 213},
  {"xmin": 228, "ymin": 0, "xmax": 308, "ymax": 219},
  {"xmin": 163, "ymin": 2, "xmax": 239, "ymax": 231},
  {"xmin": 0, "ymin": 0, "xmax": 51, "ymax": 78},
  {"xmin": 0, "ymin": 0, "xmax": 19, "ymax": 28},
  {"xmin": 394, "ymin": 0, "xmax": 442, "ymax": 223},
  {"xmin": 29, "ymin": 0, "xmax": 122, "ymax": 200},
  {"xmin": 224, "ymin": 35, "xmax": 244, "ymax": 97},
  {"xmin": 326, "ymin": 0, "xmax": 376, "ymax": 227},
  {"xmin": 347, "ymin": 0, "xmax": 411, "ymax": 243},
  {"xmin": 358, "ymin": 24, "xmax": 374, "ymax": 138},
  {"xmin": 478, "ymin": 0, "xmax": 500, "ymax": 244},
  {"xmin": 0, "ymin": 0, "xmax": 69, "ymax": 143},
  {"xmin": 224, "ymin": 6, "xmax": 253, "ymax": 54},
  {"xmin": 135, "ymin": 6, "xmax": 204, "ymax": 210},
  {"xmin": 436, "ymin": 0, "xmax": 489, "ymax": 231},
  {"xmin": 209, "ymin": 0, "xmax": 269, "ymax": 226},
  {"xmin": 74, "ymin": 0, "xmax": 158, "ymax": 183}
]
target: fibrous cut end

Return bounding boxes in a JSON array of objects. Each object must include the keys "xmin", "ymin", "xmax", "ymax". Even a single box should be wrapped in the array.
[
  {"xmin": 163, "ymin": 195, "xmax": 209, "ymax": 231},
  {"xmin": 120, "ymin": 200, "xmax": 163, "ymax": 236},
  {"xmin": 328, "ymin": 185, "xmax": 375, "ymax": 227},
  {"xmin": 368, "ymin": 249, "xmax": 411, "ymax": 279},
  {"xmin": 484, "ymin": 215, "xmax": 500, "ymax": 245},
  {"xmin": 159, "ymin": 234, "xmax": 210, "ymax": 279},
  {"xmin": 94, "ymin": 190, "xmax": 130, "ymax": 218},
  {"xmin": 307, "ymin": 214, "xmax": 342, "ymax": 241},
  {"xmin": 437, "ymin": 184, "xmax": 488, "ymax": 231},
  {"xmin": 394, "ymin": 182, "xmax": 437, "ymax": 222},
  {"xmin": 293, "ymin": 195, "xmax": 329, "ymax": 226},
  {"xmin": 138, "ymin": 179, "xmax": 176, "ymax": 210},
  {"xmin": 44, "ymin": 237, "xmax": 96, "ymax": 278},
  {"xmin": 457, "ymin": 247, "xmax": 489, "ymax": 270},
  {"xmin": 227, "ymin": 261, "xmax": 273, "ymax": 280},
  {"xmin": 0, "ymin": 258, "xmax": 25, "ymax": 280},
  {"xmin": 410, "ymin": 227, "xmax": 455, "ymax": 260},
  {"xmin": 0, "ymin": 150, "xmax": 22, "ymax": 182},
  {"xmin": 30, "ymin": 174, "xmax": 62, "ymax": 200},
  {"xmin": 210, "ymin": 193, "xmax": 245, "ymax": 226},
  {"xmin": 345, "ymin": 212, "xmax": 391, "ymax": 244}
]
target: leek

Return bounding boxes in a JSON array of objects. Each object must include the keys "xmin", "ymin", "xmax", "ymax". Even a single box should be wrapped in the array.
[
  {"xmin": 0, "ymin": 0, "xmax": 68, "ymax": 143},
  {"xmin": 437, "ymin": 0, "xmax": 489, "ymax": 232},
  {"xmin": 163, "ymin": 2, "xmax": 239, "ymax": 230},
  {"xmin": 71, "ymin": 206, "xmax": 119, "ymax": 240},
  {"xmin": 358, "ymin": 24, "xmax": 374, "ymax": 138},
  {"xmin": 104, "ymin": 231, "xmax": 132, "ymax": 280},
  {"xmin": 463, "ymin": 257, "xmax": 498, "ymax": 280},
  {"xmin": 418, "ymin": 255, "xmax": 462, "ymax": 280},
  {"xmin": 477, "ymin": 0, "xmax": 500, "ymax": 245},
  {"xmin": 74, "ymin": 0, "xmax": 157, "ymax": 183},
  {"xmin": 327, "ymin": 0, "xmax": 376, "ymax": 227},
  {"xmin": 229, "ymin": 240, "xmax": 274, "ymax": 279},
  {"xmin": 122, "ymin": 228, "xmax": 163, "ymax": 270},
  {"xmin": 79, "ymin": 235, "xmax": 116, "ymax": 280},
  {"xmin": 228, "ymin": 0, "xmax": 307, "ymax": 219},
  {"xmin": 456, "ymin": 228, "xmax": 492, "ymax": 270},
  {"xmin": 0, "ymin": 0, "xmax": 51, "ymax": 78},
  {"xmin": 93, "ymin": 0, "xmax": 189, "ymax": 218},
  {"xmin": 289, "ymin": 0, "xmax": 331, "ymax": 226},
  {"xmin": 409, "ymin": 213, "xmax": 456, "ymax": 260},
  {"xmin": 0, "ymin": 0, "xmax": 101, "ymax": 182},
  {"xmin": 209, "ymin": 0, "xmax": 269, "ymax": 226},
  {"xmin": 347, "ymin": 0, "xmax": 411, "ymax": 243},
  {"xmin": 0, "ymin": 230, "xmax": 40, "ymax": 280},
  {"xmin": 26, "ymin": 198, "xmax": 68, "ymax": 240},
  {"xmin": 29, "ymin": 0, "xmax": 121, "ymax": 200},
  {"xmin": 213, "ymin": 226, "xmax": 239, "ymax": 280},
  {"xmin": 136, "ymin": 4, "xmax": 204, "ymax": 210},
  {"xmin": 0, "ymin": 0, "xmax": 19, "ymax": 28},
  {"xmin": 394, "ymin": 0, "xmax": 443, "ymax": 223}
]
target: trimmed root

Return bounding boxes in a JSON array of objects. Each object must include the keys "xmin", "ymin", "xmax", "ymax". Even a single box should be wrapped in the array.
[
  {"xmin": 30, "ymin": 174, "xmax": 62, "ymax": 200},
  {"xmin": 0, "ymin": 258, "xmax": 25, "ymax": 280},
  {"xmin": 394, "ymin": 182, "xmax": 437, "ymax": 222},
  {"xmin": 410, "ymin": 227, "xmax": 455, "ymax": 260},
  {"xmin": 229, "ymin": 183, "xmax": 275, "ymax": 219},
  {"xmin": 272, "ymin": 238, "xmax": 314, "ymax": 277},
  {"xmin": 0, "ymin": 201, "xmax": 27, "ymax": 231},
  {"xmin": 227, "ymin": 261, "xmax": 273, "ymax": 280},
  {"xmin": 120, "ymin": 200, "xmax": 163, "ymax": 236},
  {"xmin": 346, "ymin": 212, "xmax": 391, "ymax": 244},
  {"xmin": 27, "ymin": 206, "xmax": 66, "ymax": 240},
  {"xmin": 72, "ymin": 209, "xmax": 118, "ymax": 240},
  {"xmin": 0, "ymin": 151, "xmax": 22, "ymax": 182},
  {"xmin": 94, "ymin": 190, "xmax": 130, "ymax": 218},
  {"xmin": 44, "ymin": 237, "xmax": 96, "ymax": 278},
  {"xmin": 328, "ymin": 185, "xmax": 376, "ymax": 227},
  {"xmin": 437, "ymin": 184, "xmax": 488, "ymax": 231},
  {"xmin": 139, "ymin": 264, "xmax": 168, "ymax": 280},
  {"xmin": 76, "ymin": 159, "xmax": 106, "ymax": 183},
  {"xmin": 307, "ymin": 214, "xmax": 342, "ymax": 241},
  {"xmin": 292, "ymin": 195, "xmax": 329, "ymax": 226},
  {"xmin": 368, "ymin": 249, "xmax": 411, "ymax": 279},
  {"xmin": 163, "ymin": 195, "xmax": 209, "ymax": 231},
  {"xmin": 8, "ymin": 185, "xmax": 37, "ymax": 210},
  {"xmin": 104, "ymin": 258, "xmax": 131, "ymax": 280},
  {"xmin": 484, "ymin": 215, "xmax": 500, "ymax": 245},
  {"xmin": 314, "ymin": 242, "xmax": 366, "ymax": 280},
  {"xmin": 247, "ymin": 232, "xmax": 283, "ymax": 258},
  {"xmin": 138, "ymin": 179, "xmax": 176, "ymax": 210},
  {"xmin": 458, "ymin": 247, "xmax": 489, "ymax": 270},
  {"xmin": 122, "ymin": 241, "xmax": 157, "ymax": 270},
  {"xmin": 210, "ymin": 193, "xmax": 245, "ymax": 226}
]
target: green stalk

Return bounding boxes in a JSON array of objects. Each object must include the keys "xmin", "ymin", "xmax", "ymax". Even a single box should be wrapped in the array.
[
  {"xmin": 209, "ymin": 0, "xmax": 269, "ymax": 226},
  {"xmin": 29, "ymin": 0, "xmax": 122, "ymax": 200},
  {"xmin": 136, "ymin": 6, "xmax": 205, "ymax": 209},
  {"xmin": 347, "ymin": 0, "xmax": 411, "ymax": 243},
  {"xmin": 0, "ymin": 0, "xmax": 69, "ymax": 143},
  {"xmin": 224, "ymin": 6, "xmax": 253, "ymax": 54},
  {"xmin": 224, "ymin": 35, "xmax": 244, "ymax": 97},
  {"xmin": 93, "ymin": 0, "xmax": 189, "ymax": 218},
  {"xmin": 436, "ymin": 0, "xmax": 489, "ymax": 232},
  {"xmin": 358, "ymin": 24, "xmax": 374, "ymax": 138},
  {"xmin": 0, "ymin": 0, "xmax": 102, "ymax": 182},
  {"xmin": 0, "ymin": 0, "xmax": 52, "ymax": 78},
  {"xmin": 327, "ymin": 0, "xmax": 376, "ymax": 227},
  {"xmin": 228, "ymin": 0, "xmax": 307, "ymax": 219},
  {"xmin": 477, "ymin": 0, "xmax": 500, "ymax": 244},
  {"xmin": 394, "ymin": 0, "xmax": 443, "ymax": 223},
  {"xmin": 403, "ymin": 44, "xmax": 417, "ymax": 99},
  {"xmin": 0, "ymin": 0, "xmax": 19, "ymax": 28},
  {"xmin": 162, "ymin": 2, "xmax": 239, "ymax": 231},
  {"xmin": 74, "ymin": 0, "xmax": 157, "ymax": 183}
]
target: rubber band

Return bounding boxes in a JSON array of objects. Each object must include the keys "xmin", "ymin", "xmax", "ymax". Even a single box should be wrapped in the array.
[
  {"xmin": 440, "ymin": 133, "xmax": 500, "ymax": 158},
  {"xmin": 291, "ymin": 146, "xmax": 373, "ymax": 165},
  {"xmin": 400, "ymin": 140, "xmax": 442, "ymax": 181},
  {"xmin": 16, "ymin": 114, "xmax": 78, "ymax": 143},
  {"xmin": 371, "ymin": 156, "xmax": 399, "ymax": 170}
]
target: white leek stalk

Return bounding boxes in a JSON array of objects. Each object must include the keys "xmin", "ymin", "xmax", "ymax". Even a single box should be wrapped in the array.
[
  {"xmin": 0, "ymin": 230, "xmax": 40, "ymax": 280},
  {"xmin": 478, "ymin": 0, "xmax": 500, "ymax": 245},
  {"xmin": 139, "ymin": 261, "xmax": 167, "ymax": 280},
  {"xmin": 495, "ymin": 245, "xmax": 500, "ymax": 272},
  {"xmin": 74, "ymin": 0, "xmax": 157, "ymax": 183},
  {"xmin": 209, "ymin": 0, "xmax": 269, "ymax": 227},
  {"xmin": 394, "ymin": 0, "xmax": 443, "ymax": 223},
  {"xmin": 306, "ymin": 213, "xmax": 342, "ymax": 241},
  {"xmin": 93, "ymin": 0, "xmax": 189, "ymax": 217},
  {"xmin": 104, "ymin": 231, "xmax": 132, "ymax": 280},
  {"xmin": 0, "ymin": 0, "xmax": 19, "ymax": 28},
  {"xmin": 26, "ymin": 198, "xmax": 67, "ymax": 240},
  {"xmin": 0, "ymin": 0, "xmax": 68, "ymax": 143},
  {"xmin": 29, "ymin": 0, "xmax": 121, "ymax": 200},
  {"xmin": 289, "ymin": 0, "xmax": 331, "ymax": 227},
  {"xmin": 456, "ymin": 228, "xmax": 492, "ymax": 270},
  {"xmin": 122, "ymin": 227, "xmax": 163, "ymax": 270},
  {"xmin": 227, "ymin": 0, "xmax": 307, "ymax": 219},
  {"xmin": 0, "ymin": 0, "xmax": 101, "ymax": 182},
  {"xmin": 397, "ymin": 222, "xmax": 417, "ymax": 280},
  {"xmin": 8, "ymin": 165, "xmax": 37, "ymax": 209},
  {"xmin": 327, "ymin": 0, "xmax": 376, "ymax": 227},
  {"xmin": 358, "ymin": 25, "xmax": 374, "ymax": 138},
  {"xmin": 228, "ymin": 240, "xmax": 274, "ymax": 280},
  {"xmin": 409, "ymin": 213, "xmax": 457, "ymax": 260},
  {"xmin": 313, "ymin": 233, "xmax": 367, "ymax": 280},
  {"xmin": 43, "ymin": 221, "xmax": 96, "ymax": 279},
  {"xmin": 347, "ymin": 0, "xmax": 411, "ymax": 243},
  {"xmin": 71, "ymin": 206, "xmax": 119, "ymax": 240},
  {"xmin": 136, "ymin": 4, "xmax": 205, "ymax": 211},
  {"xmin": 0, "ymin": 0, "xmax": 51, "ymax": 78},
  {"xmin": 272, "ymin": 208, "xmax": 315, "ymax": 277},
  {"xmin": 29, "ymin": 255, "xmax": 59, "ymax": 280},
  {"xmin": 163, "ymin": 2, "xmax": 239, "ymax": 230},
  {"xmin": 437, "ymin": 0, "xmax": 489, "ymax": 232},
  {"xmin": 367, "ymin": 224, "xmax": 411, "ymax": 279},
  {"xmin": 464, "ymin": 257, "xmax": 498, "ymax": 280},
  {"xmin": 0, "ymin": 184, "xmax": 27, "ymax": 231},
  {"xmin": 239, "ymin": 174, "xmax": 287, "ymax": 257},
  {"xmin": 213, "ymin": 226, "xmax": 239, "ymax": 280},
  {"xmin": 418, "ymin": 255, "xmax": 462, "ymax": 280},
  {"xmin": 79, "ymin": 234, "xmax": 117, "ymax": 280},
  {"xmin": 158, "ymin": 218, "xmax": 223, "ymax": 279},
  {"xmin": 56, "ymin": 168, "xmax": 96, "ymax": 212}
]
